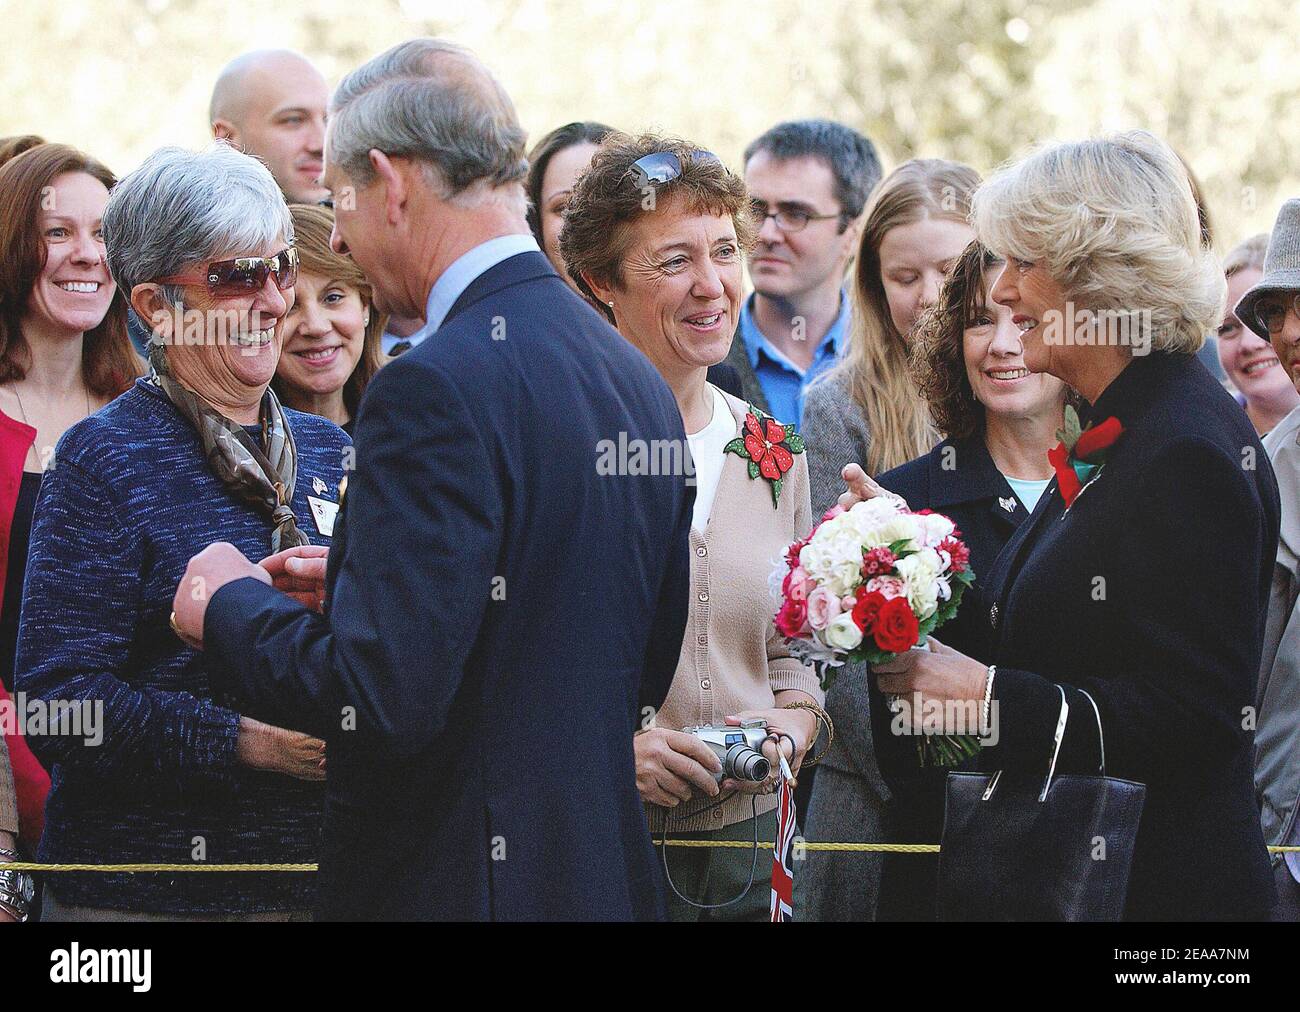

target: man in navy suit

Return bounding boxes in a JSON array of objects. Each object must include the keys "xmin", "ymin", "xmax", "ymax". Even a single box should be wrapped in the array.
[{"xmin": 172, "ymin": 38, "xmax": 692, "ymax": 920}]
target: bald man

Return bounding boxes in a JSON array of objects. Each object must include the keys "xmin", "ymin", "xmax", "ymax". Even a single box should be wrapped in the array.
[{"xmin": 210, "ymin": 49, "xmax": 330, "ymax": 204}]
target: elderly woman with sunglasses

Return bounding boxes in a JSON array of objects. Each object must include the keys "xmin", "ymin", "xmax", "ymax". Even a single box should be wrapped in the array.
[
  {"xmin": 561, "ymin": 134, "xmax": 826, "ymax": 922},
  {"xmin": 15, "ymin": 144, "xmax": 349, "ymax": 921}
]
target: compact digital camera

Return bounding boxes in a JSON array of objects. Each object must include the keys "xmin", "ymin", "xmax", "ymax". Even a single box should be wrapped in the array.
[{"xmin": 680, "ymin": 719, "xmax": 771, "ymax": 784}]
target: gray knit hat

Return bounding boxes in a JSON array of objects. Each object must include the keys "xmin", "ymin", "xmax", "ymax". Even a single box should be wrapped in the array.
[{"xmin": 1236, "ymin": 197, "xmax": 1300, "ymax": 339}]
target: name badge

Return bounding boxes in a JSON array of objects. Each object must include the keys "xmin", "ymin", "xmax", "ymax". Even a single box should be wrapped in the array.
[{"xmin": 308, "ymin": 496, "xmax": 339, "ymax": 537}]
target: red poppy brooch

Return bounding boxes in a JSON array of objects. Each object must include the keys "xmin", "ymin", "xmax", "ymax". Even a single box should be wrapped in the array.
[
  {"xmin": 724, "ymin": 405, "xmax": 805, "ymax": 507},
  {"xmin": 1047, "ymin": 405, "xmax": 1124, "ymax": 508}
]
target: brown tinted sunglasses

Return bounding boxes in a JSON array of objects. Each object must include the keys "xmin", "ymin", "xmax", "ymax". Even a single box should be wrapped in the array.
[{"xmin": 156, "ymin": 247, "xmax": 299, "ymax": 297}]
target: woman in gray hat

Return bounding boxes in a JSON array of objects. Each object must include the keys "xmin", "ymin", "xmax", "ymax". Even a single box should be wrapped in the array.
[{"xmin": 1239, "ymin": 197, "xmax": 1300, "ymax": 920}]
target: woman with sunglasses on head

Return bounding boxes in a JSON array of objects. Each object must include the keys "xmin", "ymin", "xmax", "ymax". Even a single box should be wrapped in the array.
[
  {"xmin": 561, "ymin": 134, "xmax": 825, "ymax": 921},
  {"xmin": 274, "ymin": 204, "xmax": 385, "ymax": 437},
  {"xmin": 0, "ymin": 144, "xmax": 143, "ymax": 920},
  {"xmin": 14, "ymin": 143, "xmax": 348, "ymax": 921},
  {"xmin": 528, "ymin": 121, "xmax": 746, "ymax": 400}
]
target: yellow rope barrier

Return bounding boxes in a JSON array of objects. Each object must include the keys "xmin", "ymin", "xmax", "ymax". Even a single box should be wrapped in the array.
[{"xmin": 3, "ymin": 845, "xmax": 1298, "ymax": 871}]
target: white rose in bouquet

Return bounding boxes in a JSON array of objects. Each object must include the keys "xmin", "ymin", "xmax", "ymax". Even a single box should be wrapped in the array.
[
  {"xmin": 863, "ymin": 512, "xmax": 922, "ymax": 552},
  {"xmin": 916, "ymin": 512, "xmax": 956, "ymax": 549},
  {"xmin": 896, "ymin": 548, "xmax": 943, "ymax": 619},
  {"xmin": 824, "ymin": 611, "xmax": 864, "ymax": 650}
]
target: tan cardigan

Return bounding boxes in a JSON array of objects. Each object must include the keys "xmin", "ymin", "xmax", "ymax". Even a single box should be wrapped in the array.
[{"xmin": 648, "ymin": 389, "xmax": 823, "ymax": 832}]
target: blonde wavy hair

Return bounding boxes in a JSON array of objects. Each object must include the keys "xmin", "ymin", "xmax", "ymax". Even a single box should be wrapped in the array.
[
  {"xmin": 971, "ymin": 130, "xmax": 1225, "ymax": 356},
  {"xmin": 1224, "ymin": 233, "xmax": 1268, "ymax": 279},
  {"xmin": 825, "ymin": 158, "xmax": 979, "ymax": 474}
]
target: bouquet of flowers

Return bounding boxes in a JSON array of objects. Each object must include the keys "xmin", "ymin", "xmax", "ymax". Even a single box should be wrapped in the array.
[{"xmin": 773, "ymin": 496, "xmax": 978, "ymax": 765}]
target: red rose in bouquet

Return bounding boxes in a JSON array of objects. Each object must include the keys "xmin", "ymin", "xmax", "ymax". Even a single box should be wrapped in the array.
[{"xmin": 873, "ymin": 597, "xmax": 920, "ymax": 653}]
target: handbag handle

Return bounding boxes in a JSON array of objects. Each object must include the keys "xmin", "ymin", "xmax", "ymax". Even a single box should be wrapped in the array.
[
  {"xmin": 1036, "ymin": 684, "xmax": 1069, "ymax": 802},
  {"xmin": 1077, "ymin": 687, "xmax": 1106, "ymax": 775},
  {"xmin": 980, "ymin": 683, "xmax": 1070, "ymax": 803}
]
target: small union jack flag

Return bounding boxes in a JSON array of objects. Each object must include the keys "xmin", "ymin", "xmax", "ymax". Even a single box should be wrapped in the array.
[{"xmin": 770, "ymin": 776, "xmax": 796, "ymax": 922}]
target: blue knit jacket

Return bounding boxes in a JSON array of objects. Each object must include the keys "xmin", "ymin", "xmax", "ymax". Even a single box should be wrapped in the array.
[{"xmin": 15, "ymin": 378, "xmax": 350, "ymax": 914}]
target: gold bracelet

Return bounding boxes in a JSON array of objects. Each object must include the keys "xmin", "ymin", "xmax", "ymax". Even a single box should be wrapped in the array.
[{"xmin": 782, "ymin": 700, "xmax": 834, "ymax": 766}]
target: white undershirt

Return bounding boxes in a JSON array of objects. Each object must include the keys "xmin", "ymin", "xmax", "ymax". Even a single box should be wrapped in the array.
[{"xmin": 686, "ymin": 385, "xmax": 734, "ymax": 532}]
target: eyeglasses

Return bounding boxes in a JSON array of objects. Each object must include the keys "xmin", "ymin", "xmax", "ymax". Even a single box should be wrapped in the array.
[
  {"xmin": 626, "ymin": 149, "xmax": 721, "ymax": 190},
  {"xmin": 1253, "ymin": 293, "xmax": 1300, "ymax": 335},
  {"xmin": 749, "ymin": 199, "xmax": 841, "ymax": 234},
  {"xmin": 156, "ymin": 247, "xmax": 299, "ymax": 297}
]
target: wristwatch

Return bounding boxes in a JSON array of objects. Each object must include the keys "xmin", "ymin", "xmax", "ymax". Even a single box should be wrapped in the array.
[{"xmin": 0, "ymin": 848, "xmax": 35, "ymax": 922}]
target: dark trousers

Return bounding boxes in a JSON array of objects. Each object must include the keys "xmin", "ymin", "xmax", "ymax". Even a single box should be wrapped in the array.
[
  {"xmin": 661, "ymin": 808, "xmax": 777, "ymax": 922},
  {"xmin": 1270, "ymin": 860, "xmax": 1300, "ymax": 922}
]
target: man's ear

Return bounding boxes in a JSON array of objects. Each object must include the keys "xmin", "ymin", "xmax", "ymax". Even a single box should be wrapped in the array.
[
  {"xmin": 130, "ymin": 284, "xmax": 173, "ymax": 343},
  {"xmin": 212, "ymin": 119, "xmax": 238, "ymax": 145},
  {"xmin": 369, "ymin": 150, "xmax": 407, "ymax": 226},
  {"xmin": 839, "ymin": 211, "xmax": 865, "ymax": 261}
]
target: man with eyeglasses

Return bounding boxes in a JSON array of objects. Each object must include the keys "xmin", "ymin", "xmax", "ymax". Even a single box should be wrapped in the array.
[
  {"xmin": 723, "ymin": 119, "xmax": 882, "ymax": 427},
  {"xmin": 1240, "ymin": 196, "xmax": 1300, "ymax": 920}
]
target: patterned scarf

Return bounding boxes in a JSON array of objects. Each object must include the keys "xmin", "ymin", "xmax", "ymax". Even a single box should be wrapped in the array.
[{"xmin": 148, "ymin": 343, "xmax": 310, "ymax": 552}]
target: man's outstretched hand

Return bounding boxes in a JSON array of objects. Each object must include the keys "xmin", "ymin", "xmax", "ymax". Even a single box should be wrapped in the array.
[
  {"xmin": 259, "ymin": 545, "xmax": 331, "ymax": 612},
  {"xmin": 172, "ymin": 542, "xmax": 271, "ymax": 650}
]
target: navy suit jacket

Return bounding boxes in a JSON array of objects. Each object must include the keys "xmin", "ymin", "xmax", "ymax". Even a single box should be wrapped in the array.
[
  {"xmin": 204, "ymin": 251, "xmax": 692, "ymax": 921},
  {"xmin": 981, "ymin": 352, "xmax": 1279, "ymax": 920}
]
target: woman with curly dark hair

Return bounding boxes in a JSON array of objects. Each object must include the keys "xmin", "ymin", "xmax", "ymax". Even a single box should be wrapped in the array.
[{"xmin": 801, "ymin": 239, "xmax": 1068, "ymax": 921}]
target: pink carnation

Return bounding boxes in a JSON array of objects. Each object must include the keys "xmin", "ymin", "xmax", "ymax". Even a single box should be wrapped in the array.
[
  {"xmin": 937, "ymin": 536, "xmax": 970, "ymax": 574},
  {"xmin": 866, "ymin": 576, "xmax": 905, "ymax": 600}
]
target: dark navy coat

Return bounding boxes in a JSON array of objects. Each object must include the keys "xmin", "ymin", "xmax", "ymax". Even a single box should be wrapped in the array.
[
  {"xmin": 204, "ymin": 252, "xmax": 692, "ymax": 921},
  {"xmin": 982, "ymin": 352, "xmax": 1278, "ymax": 920},
  {"xmin": 870, "ymin": 433, "xmax": 1035, "ymax": 919}
]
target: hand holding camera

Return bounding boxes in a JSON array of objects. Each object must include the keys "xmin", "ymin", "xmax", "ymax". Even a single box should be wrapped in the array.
[{"xmin": 633, "ymin": 728, "xmax": 724, "ymax": 808}]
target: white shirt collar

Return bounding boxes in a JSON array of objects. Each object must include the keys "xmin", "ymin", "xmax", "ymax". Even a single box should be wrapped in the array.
[{"xmin": 382, "ymin": 234, "xmax": 541, "ymax": 355}]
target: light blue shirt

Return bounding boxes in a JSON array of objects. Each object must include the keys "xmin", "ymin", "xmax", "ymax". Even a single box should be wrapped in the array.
[
  {"xmin": 1005, "ymin": 475, "xmax": 1052, "ymax": 513},
  {"xmin": 382, "ymin": 233, "xmax": 541, "ymax": 355},
  {"xmin": 736, "ymin": 290, "xmax": 850, "ymax": 427}
]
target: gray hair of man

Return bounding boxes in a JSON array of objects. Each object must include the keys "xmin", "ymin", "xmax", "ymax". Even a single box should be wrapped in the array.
[
  {"xmin": 326, "ymin": 38, "xmax": 529, "ymax": 210},
  {"xmin": 102, "ymin": 142, "xmax": 293, "ymax": 340}
]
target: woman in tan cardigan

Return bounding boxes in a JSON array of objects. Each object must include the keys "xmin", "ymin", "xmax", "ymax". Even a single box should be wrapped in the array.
[{"xmin": 563, "ymin": 133, "xmax": 825, "ymax": 921}]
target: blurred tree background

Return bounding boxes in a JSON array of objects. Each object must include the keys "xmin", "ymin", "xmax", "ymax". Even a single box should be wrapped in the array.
[{"xmin": 3, "ymin": 0, "xmax": 1297, "ymax": 247}]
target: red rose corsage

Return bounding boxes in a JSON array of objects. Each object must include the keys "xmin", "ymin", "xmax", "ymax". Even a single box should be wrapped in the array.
[{"xmin": 1048, "ymin": 405, "xmax": 1125, "ymax": 508}]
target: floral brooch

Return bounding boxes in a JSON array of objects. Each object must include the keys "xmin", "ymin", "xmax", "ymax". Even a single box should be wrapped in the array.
[
  {"xmin": 1048, "ymin": 405, "xmax": 1124, "ymax": 508},
  {"xmin": 724, "ymin": 404, "xmax": 805, "ymax": 507}
]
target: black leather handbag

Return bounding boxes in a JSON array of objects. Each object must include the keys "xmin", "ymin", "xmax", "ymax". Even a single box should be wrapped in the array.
[{"xmin": 936, "ymin": 685, "xmax": 1146, "ymax": 921}]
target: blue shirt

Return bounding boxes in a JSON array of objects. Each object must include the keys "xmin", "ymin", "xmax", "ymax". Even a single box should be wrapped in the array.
[
  {"xmin": 736, "ymin": 290, "xmax": 850, "ymax": 427},
  {"xmin": 381, "ymin": 233, "xmax": 541, "ymax": 355},
  {"xmin": 1005, "ymin": 474, "xmax": 1052, "ymax": 513},
  {"xmin": 16, "ymin": 380, "xmax": 351, "ymax": 914}
]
